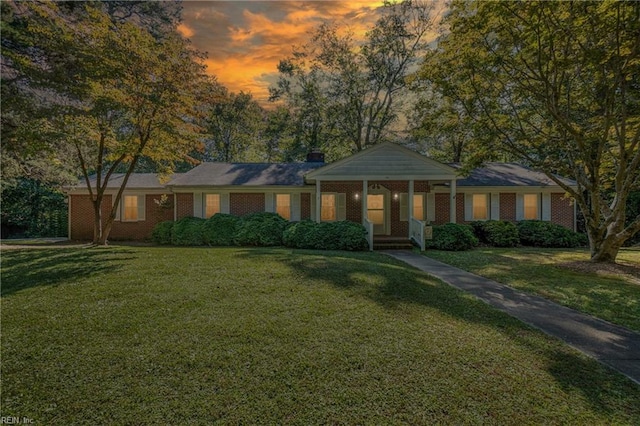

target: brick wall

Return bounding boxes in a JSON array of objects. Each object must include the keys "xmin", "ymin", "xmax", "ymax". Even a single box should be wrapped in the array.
[
  {"xmin": 70, "ymin": 193, "xmax": 173, "ymax": 241},
  {"xmin": 230, "ymin": 193, "xmax": 265, "ymax": 216},
  {"xmin": 551, "ymin": 193, "xmax": 574, "ymax": 230},
  {"xmin": 176, "ymin": 193, "xmax": 193, "ymax": 219},
  {"xmin": 500, "ymin": 193, "xmax": 517, "ymax": 221},
  {"xmin": 301, "ymin": 193, "xmax": 311, "ymax": 220}
]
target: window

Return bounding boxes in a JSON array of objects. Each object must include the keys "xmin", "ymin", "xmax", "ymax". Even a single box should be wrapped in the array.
[
  {"xmin": 524, "ymin": 194, "xmax": 538, "ymax": 220},
  {"xmin": 472, "ymin": 194, "xmax": 488, "ymax": 220},
  {"xmin": 122, "ymin": 195, "xmax": 144, "ymax": 221},
  {"xmin": 321, "ymin": 193, "xmax": 336, "ymax": 221},
  {"xmin": 205, "ymin": 194, "xmax": 220, "ymax": 218},
  {"xmin": 367, "ymin": 194, "xmax": 384, "ymax": 225},
  {"xmin": 276, "ymin": 194, "xmax": 291, "ymax": 220}
]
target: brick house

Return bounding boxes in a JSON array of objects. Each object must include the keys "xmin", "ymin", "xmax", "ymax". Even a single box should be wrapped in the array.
[{"xmin": 66, "ymin": 143, "xmax": 577, "ymax": 246}]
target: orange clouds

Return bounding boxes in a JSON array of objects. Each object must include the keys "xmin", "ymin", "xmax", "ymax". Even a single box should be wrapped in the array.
[{"xmin": 181, "ymin": 1, "xmax": 387, "ymax": 104}]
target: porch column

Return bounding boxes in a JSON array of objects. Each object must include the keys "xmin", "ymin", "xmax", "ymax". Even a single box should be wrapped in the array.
[
  {"xmin": 408, "ymin": 180, "xmax": 414, "ymax": 238},
  {"xmin": 362, "ymin": 180, "xmax": 368, "ymax": 224},
  {"xmin": 315, "ymin": 179, "xmax": 322, "ymax": 223},
  {"xmin": 450, "ymin": 179, "xmax": 457, "ymax": 223}
]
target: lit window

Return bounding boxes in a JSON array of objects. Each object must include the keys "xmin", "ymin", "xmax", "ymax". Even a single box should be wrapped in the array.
[
  {"xmin": 205, "ymin": 194, "xmax": 220, "ymax": 218},
  {"xmin": 367, "ymin": 194, "xmax": 384, "ymax": 225},
  {"xmin": 123, "ymin": 195, "xmax": 138, "ymax": 221},
  {"xmin": 472, "ymin": 194, "xmax": 488, "ymax": 220},
  {"xmin": 276, "ymin": 194, "xmax": 291, "ymax": 220},
  {"xmin": 321, "ymin": 193, "xmax": 336, "ymax": 221},
  {"xmin": 524, "ymin": 194, "xmax": 538, "ymax": 220},
  {"xmin": 413, "ymin": 194, "xmax": 424, "ymax": 221}
]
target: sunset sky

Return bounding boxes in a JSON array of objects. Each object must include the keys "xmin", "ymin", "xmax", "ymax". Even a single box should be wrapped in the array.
[{"xmin": 178, "ymin": 1, "xmax": 388, "ymax": 104}]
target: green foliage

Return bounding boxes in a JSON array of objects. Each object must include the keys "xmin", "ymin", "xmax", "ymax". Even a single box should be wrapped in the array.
[
  {"xmin": 517, "ymin": 221, "xmax": 587, "ymax": 248},
  {"xmin": 0, "ymin": 178, "xmax": 67, "ymax": 238},
  {"xmin": 171, "ymin": 217, "xmax": 205, "ymax": 246},
  {"xmin": 234, "ymin": 212, "xmax": 288, "ymax": 247},
  {"xmin": 202, "ymin": 214, "xmax": 241, "ymax": 246},
  {"xmin": 151, "ymin": 221, "xmax": 174, "ymax": 245},
  {"xmin": 471, "ymin": 220, "xmax": 520, "ymax": 248},
  {"xmin": 427, "ymin": 223, "xmax": 478, "ymax": 251},
  {"xmin": 283, "ymin": 220, "xmax": 368, "ymax": 251}
]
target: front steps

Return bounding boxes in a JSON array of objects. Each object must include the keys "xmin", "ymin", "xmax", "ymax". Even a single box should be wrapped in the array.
[{"xmin": 372, "ymin": 237, "xmax": 414, "ymax": 250}]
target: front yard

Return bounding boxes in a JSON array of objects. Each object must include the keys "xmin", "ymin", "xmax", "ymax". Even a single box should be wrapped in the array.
[
  {"xmin": 2, "ymin": 246, "xmax": 639, "ymax": 424},
  {"xmin": 425, "ymin": 247, "xmax": 640, "ymax": 333}
]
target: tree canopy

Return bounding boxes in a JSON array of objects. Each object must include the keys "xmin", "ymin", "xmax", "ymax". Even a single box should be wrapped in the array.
[{"xmin": 418, "ymin": 0, "xmax": 640, "ymax": 262}]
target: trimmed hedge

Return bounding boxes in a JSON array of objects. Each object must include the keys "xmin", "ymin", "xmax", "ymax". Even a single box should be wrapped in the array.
[
  {"xmin": 202, "ymin": 213, "xmax": 241, "ymax": 246},
  {"xmin": 151, "ymin": 220, "xmax": 174, "ymax": 245},
  {"xmin": 427, "ymin": 223, "xmax": 478, "ymax": 251},
  {"xmin": 517, "ymin": 220, "xmax": 587, "ymax": 248},
  {"xmin": 471, "ymin": 220, "xmax": 520, "ymax": 247},
  {"xmin": 234, "ymin": 212, "xmax": 288, "ymax": 247},
  {"xmin": 283, "ymin": 220, "xmax": 368, "ymax": 251},
  {"xmin": 171, "ymin": 217, "xmax": 205, "ymax": 246}
]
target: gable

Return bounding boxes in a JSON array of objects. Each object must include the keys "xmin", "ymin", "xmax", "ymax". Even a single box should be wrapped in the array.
[{"xmin": 305, "ymin": 143, "xmax": 457, "ymax": 181}]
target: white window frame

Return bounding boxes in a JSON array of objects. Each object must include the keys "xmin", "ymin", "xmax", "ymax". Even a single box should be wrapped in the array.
[
  {"xmin": 523, "ymin": 193, "xmax": 540, "ymax": 220},
  {"xmin": 204, "ymin": 193, "xmax": 221, "ymax": 219},
  {"xmin": 399, "ymin": 193, "xmax": 426, "ymax": 221},
  {"xmin": 120, "ymin": 194, "xmax": 145, "ymax": 222},
  {"xmin": 275, "ymin": 193, "xmax": 291, "ymax": 220},
  {"xmin": 472, "ymin": 193, "xmax": 489, "ymax": 221}
]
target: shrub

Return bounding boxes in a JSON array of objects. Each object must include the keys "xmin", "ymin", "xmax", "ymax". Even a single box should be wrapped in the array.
[
  {"xmin": 283, "ymin": 220, "xmax": 368, "ymax": 251},
  {"xmin": 171, "ymin": 217, "xmax": 205, "ymax": 246},
  {"xmin": 202, "ymin": 214, "xmax": 241, "ymax": 246},
  {"xmin": 234, "ymin": 212, "xmax": 287, "ymax": 246},
  {"xmin": 517, "ymin": 220, "xmax": 587, "ymax": 248},
  {"xmin": 427, "ymin": 223, "xmax": 478, "ymax": 251},
  {"xmin": 151, "ymin": 221, "xmax": 174, "ymax": 245},
  {"xmin": 471, "ymin": 220, "xmax": 520, "ymax": 247}
]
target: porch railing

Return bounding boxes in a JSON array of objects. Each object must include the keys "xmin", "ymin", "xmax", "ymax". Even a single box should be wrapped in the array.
[
  {"xmin": 410, "ymin": 217, "xmax": 426, "ymax": 251},
  {"xmin": 364, "ymin": 219, "xmax": 374, "ymax": 251}
]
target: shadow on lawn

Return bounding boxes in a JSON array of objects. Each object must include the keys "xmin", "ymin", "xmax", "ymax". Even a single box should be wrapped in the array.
[
  {"xmin": 1, "ymin": 247, "xmax": 135, "ymax": 297},
  {"xmin": 236, "ymin": 248, "xmax": 640, "ymax": 417}
]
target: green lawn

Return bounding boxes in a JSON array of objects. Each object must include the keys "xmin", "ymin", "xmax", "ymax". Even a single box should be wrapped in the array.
[
  {"xmin": 424, "ymin": 247, "xmax": 640, "ymax": 333},
  {"xmin": 2, "ymin": 246, "xmax": 639, "ymax": 424}
]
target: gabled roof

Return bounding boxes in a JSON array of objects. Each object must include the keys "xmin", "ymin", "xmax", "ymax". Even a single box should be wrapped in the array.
[
  {"xmin": 168, "ymin": 162, "xmax": 324, "ymax": 187},
  {"xmin": 305, "ymin": 142, "xmax": 457, "ymax": 181},
  {"xmin": 453, "ymin": 163, "xmax": 576, "ymax": 187}
]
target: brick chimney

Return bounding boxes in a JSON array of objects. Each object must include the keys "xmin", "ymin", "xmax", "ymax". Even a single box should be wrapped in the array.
[{"xmin": 306, "ymin": 148, "xmax": 325, "ymax": 163}]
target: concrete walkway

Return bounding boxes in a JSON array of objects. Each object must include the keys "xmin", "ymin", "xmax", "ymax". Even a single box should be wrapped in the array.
[{"xmin": 383, "ymin": 250, "xmax": 640, "ymax": 386}]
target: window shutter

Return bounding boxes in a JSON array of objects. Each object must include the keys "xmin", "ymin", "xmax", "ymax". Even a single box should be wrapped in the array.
[
  {"xmin": 193, "ymin": 192, "xmax": 203, "ymax": 218},
  {"xmin": 291, "ymin": 193, "xmax": 301, "ymax": 221},
  {"xmin": 221, "ymin": 193, "xmax": 230, "ymax": 214},
  {"xmin": 399, "ymin": 193, "xmax": 408, "ymax": 221},
  {"xmin": 516, "ymin": 194, "xmax": 524, "ymax": 221},
  {"xmin": 265, "ymin": 193, "xmax": 275, "ymax": 213},
  {"xmin": 114, "ymin": 195, "xmax": 121, "ymax": 221},
  {"xmin": 464, "ymin": 194, "xmax": 473, "ymax": 221},
  {"xmin": 426, "ymin": 193, "xmax": 435, "ymax": 222},
  {"xmin": 137, "ymin": 195, "xmax": 146, "ymax": 221},
  {"xmin": 337, "ymin": 193, "xmax": 346, "ymax": 221},
  {"xmin": 490, "ymin": 193, "xmax": 500, "ymax": 220},
  {"xmin": 542, "ymin": 193, "xmax": 551, "ymax": 221}
]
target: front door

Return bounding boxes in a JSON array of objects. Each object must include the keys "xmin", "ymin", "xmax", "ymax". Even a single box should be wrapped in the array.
[{"xmin": 367, "ymin": 193, "xmax": 387, "ymax": 235}]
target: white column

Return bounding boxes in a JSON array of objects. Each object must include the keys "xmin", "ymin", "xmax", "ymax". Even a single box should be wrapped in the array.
[
  {"xmin": 450, "ymin": 179, "xmax": 457, "ymax": 223},
  {"xmin": 408, "ymin": 180, "xmax": 414, "ymax": 237},
  {"xmin": 362, "ymin": 180, "xmax": 368, "ymax": 224},
  {"xmin": 315, "ymin": 180, "xmax": 322, "ymax": 223}
]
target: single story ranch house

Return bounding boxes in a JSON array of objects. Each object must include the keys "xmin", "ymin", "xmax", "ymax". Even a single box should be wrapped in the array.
[{"xmin": 67, "ymin": 142, "xmax": 577, "ymax": 247}]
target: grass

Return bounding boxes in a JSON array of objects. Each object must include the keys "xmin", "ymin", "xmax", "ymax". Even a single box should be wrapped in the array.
[
  {"xmin": 2, "ymin": 246, "xmax": 640, "ymax": 424},
  {"xmin": 424, "ymin": 247, "xmax": 640, "ymax": 333}
]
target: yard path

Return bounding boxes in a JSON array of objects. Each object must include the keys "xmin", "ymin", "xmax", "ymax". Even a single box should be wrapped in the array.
[{"xmin": 384, "ymin": 250, "xmax": 640, "ymax": 386}]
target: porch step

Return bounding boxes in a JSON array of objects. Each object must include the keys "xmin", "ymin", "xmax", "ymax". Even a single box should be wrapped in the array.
[{"xmin": 373, "ymin": 238, "xmax": 414, "ymax": 250}]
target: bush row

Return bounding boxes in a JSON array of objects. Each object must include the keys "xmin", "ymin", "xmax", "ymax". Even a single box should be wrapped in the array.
[
  {"xmin": 426, "ymin": 220, "xmax": 587, "ymax": 251},
  {"xmin": 152, "ymin": 213, "xmax": 368, "ymax": 251}
]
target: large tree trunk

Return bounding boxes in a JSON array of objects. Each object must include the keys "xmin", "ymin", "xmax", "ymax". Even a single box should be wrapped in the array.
[
  {"xmin": 92, "ymin": 198, "xmax": 103, "ymax": 245},
  {"xmin": 589, "ymin": 234, "xmax": 624, "ymax": 263}
]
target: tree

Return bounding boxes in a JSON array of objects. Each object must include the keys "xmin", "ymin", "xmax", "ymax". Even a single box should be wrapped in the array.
[
  {"xmin": 420, "ymin": 0, "xmax": 640, "ymax": 262},
  {"xmin": 3, "ymin": 2, "xmax": 208, "ymax": 244},
  {"xmin": 270, "ymin": 0, "xmax": 440, "ymax": 158}
]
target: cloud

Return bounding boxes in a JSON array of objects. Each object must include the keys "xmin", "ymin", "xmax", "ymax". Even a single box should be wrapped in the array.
[{"xmin": 180, "ymin": 1, "xmax": 417, "ymax": 104}]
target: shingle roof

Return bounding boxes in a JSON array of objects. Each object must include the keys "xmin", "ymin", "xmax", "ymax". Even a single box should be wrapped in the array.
[
  {"xmin": 73, "ymin": 173, "xmax": 177, "ymax": 189},
  {"xmin": 168, "ymin": 162, "xmax": 324, "ymax": 187},
  {"xmin": 453, "ymin": 163, "xmax": 576, "ymax": 187}
]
